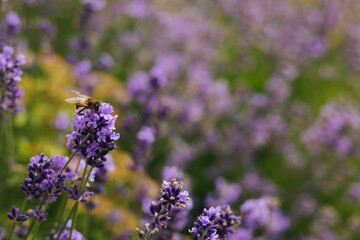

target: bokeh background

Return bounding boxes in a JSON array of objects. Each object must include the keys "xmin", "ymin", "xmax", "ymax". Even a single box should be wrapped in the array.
[{"xmin": 2, "ymin": 0, "xmax": 360, "ymax": 239}]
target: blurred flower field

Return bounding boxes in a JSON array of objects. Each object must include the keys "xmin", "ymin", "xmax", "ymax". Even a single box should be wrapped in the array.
[{"xmin": 2, "ymin": 0, "xmax": 360, "ymax": 239}]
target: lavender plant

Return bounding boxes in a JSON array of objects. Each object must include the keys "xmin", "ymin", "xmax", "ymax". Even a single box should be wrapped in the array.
[
  {"xmin": 137, "ymin": 178, "xmax": 190, "ymax": 240},
  {"xmin": 5, "ymin": 0, "xmax": 360, "ymax": 239},
  {"xmin": 189, "ymin": 207, "xmax": 221, "ymax": 240},
  {"xmin": 5, "ymin": 101, "xmax": 119, "ymax": 239},
  {"xmin": 0, "ymin": 45, "xmax": 25, "ymax": 115}
]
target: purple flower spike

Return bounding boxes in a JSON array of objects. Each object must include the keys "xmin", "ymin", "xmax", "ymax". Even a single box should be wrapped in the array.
[
  {"xmin": 0, "ymin": 45, "xmax": 25, "ymax": 114},
  {"xmin": 33, "ymin": 209, "xmax": 49, "ymax": 222},
  {"xmin": 64, "ymin": 184, "xmax": 94, "ymax": 203},
  {"xmin": 5, "ymin": 11, "xmax": 21, "ymax": 36},
  {"xmin": 98, "ymin": 53, "xmax": 113, "ymax": 70},
  {"xmin": 160, "ymin": 179, "xmax": 189, "ymax": 210},
  {"xmin": 215, "ymin": 205, "xmax": 241, "ymax": 238},
  {"xmin": 20, "ymin": 153, "xmax": 67, "ymax": 204},
  {"xmin": 7, "ymin": 206, "xmax": 29, "ymax": 222},
  {"xmin": 66, "ymin": 102, "xmax": 120, "ymax": 168},
  {"xmin": 189, "ymin": 207, "xmax": 221, "ymax": 240},
  {"xmin": 137, "ymin": 179, "xmax": 190, "ymax": 240}
]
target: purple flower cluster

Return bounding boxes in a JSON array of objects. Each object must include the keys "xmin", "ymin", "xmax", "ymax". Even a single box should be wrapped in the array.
[
  {"xmin": 5, "ymin": 152, "xmax": 69, "ymax": 236},
  {"xmin": 64, "ymin": 184, "xmax": 94, "ymax": 203},
  {"xmin": 19, "ymin": 153, "xmax": 66, "ymax": 201},
  {"xmin": 0, "ymin": 46, "xmax": 25, "ymax": 114},
  {"xmin": 215, "ymin": 205, "xmax": 241, "ymax": 238},
  {"xmin": 7, "ymin": 206, "xmax": 29, "ymax": 222},
  {"xmin": 0, "ymin": 11, "xmax": 21, "ymax": 47},
  {"xmin": 137, "ymin": 179, "xmax": 190, "ymax": 239},
  {"xmin": 27, "ymin": 209, "xmax": 49, "ymax": 222},
  {"xmin": 66, "ymin": 103, "xmax": 119, "ymax": 168},
  {"xmin": 189, "ymin": 207, "xmax": 221, "ymax": 240},
  {"xmin": 302, "ymin": 101, "xmax": 360, "ymax": 157},
  {"xmin": 5, "ymin": 11, "xmax": 21, "ymax": 37},
  {"xmin": 221, "ymin": 0, "xmax": 338, "ymax": 64},
  {"xmin": 233, "ymin": 197, "xmax": 290, "ymax": 238}
]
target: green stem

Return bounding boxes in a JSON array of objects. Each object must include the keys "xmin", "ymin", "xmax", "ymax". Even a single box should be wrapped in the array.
[
  {"xmin": 8, "ymin": 194, "xmax": 29, "ymax": 240},
  {"xmin": 67, "ymin": 164, "xmax": 88, "ymax": 239},
  {"xmin": 55, "ymin": 151, "xmax": 84, "ymax": 234},
  {"xmin": 24, "ymin": 218, "xmax": 35, "ymax": 240},
  {"xmin": 84, "ymin": 211, "xmax": 90, "ymax": 238},
  {"xmin": 69, "ymin": 202, "xmax": 79, "ymax": 240},
  {"xmin": 24, "ymin": 195, "xmax": 47, "ymax": 240},
  {"xmin": 0, "ymin": 114, "xmax": 5, "ymax": 163},
  {"xmin": 6, "ymin": 117, "xmax": 15, "ymax": 166},
  {"xmin": 145, "ymin": 230, "xmax": 152, "ymax": 240},
  {"xmin": 55, "ymin": 192, "xmax": 69, "ymax": 234},
  {"xmin": 58, "ymin": 133, "xmax": 91, "ymax": 174},
  {"xmin": 56, "ymin": 165, "xmax": 94, "ymax": 239},
  {"xmin": 78, "ymin": 164, "xmax": 89, "ymax": 193},
  {"xmin": 201, "ymin": 231, "xmax": 205, "ymax": 240},
  {"xmin": 31, "ymin": 222, "xmax": 40, "ymax": 240},
  {"xmin": 55, "ymin": 201, "xmax": 79, "ymax": 240},
  {"xmin": 74, "ymin": 156, "xmax": 82, "ymax": 175},
  {"xmin": 31, "ymin": 195, "xmax": 51, "ymax": 240}
]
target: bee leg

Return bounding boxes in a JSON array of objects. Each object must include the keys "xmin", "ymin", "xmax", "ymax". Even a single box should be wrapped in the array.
[{"xmin": 77, "ymin": 107, "xmax": 86, "ymax": 115}]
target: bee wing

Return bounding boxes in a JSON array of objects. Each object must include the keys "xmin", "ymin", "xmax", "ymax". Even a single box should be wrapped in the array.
[
  {"xmin": 65, "ymin": 97, "xmax": 85, "ymax": 105},
  {"xmin": 71, "ymin": 89, "xmax": 88, "ymax": 98}
]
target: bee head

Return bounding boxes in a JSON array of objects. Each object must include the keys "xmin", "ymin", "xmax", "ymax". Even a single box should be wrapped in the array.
[{"xmin": 95, "ymin": 102, "xmax": 101, "ymax": 111}]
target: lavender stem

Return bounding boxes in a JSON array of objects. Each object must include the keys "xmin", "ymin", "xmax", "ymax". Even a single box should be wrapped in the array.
[
  {"xmin": 24, "ymin": 194, "xmax": 47, "ymax": 240},
  {"xmin": 31, "ymin": 196, "xmax": 51, "ymax": 240}
]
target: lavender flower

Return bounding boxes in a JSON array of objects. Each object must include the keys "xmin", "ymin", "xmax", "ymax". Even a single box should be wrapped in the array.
[
  {"xmin": 18, "ymin": 153, "xmax": 66, "ymax": 204},
  {"xmin": 206, "ymin": 177, "xmax": 241, "ymax": 207},
  {"xmin": 64, "ymin": 184, "xmax": 94, "ymax": 202},
  {"xmin": 240, "ymin": 197, "xmax": 276, "ymax": 228},
  {"xmin": 82, "ymin": 0, "xmax": 106, "ymax": 12},
  {"xmin": 97, "ymin": 53, "xmax": 113, "ymax": 70},
  {"xmin": 302, "ymin": 102, "xmax": 360, "ymax": 157},
  {"xmin": 350, "ymin": 181, "xmax": 360, "ymax": 201},
  {"xmin": 189, "ymin": 207, "xmax": 221, "ymax": 240},
  {"xmin": 66, "ymin": 102, "xmax": 119, "ymax": 168},
  {"xmin": 53, "ymin": 111, "xmax": 70, "ymax": 131},
  {"xmin": 32, "ymin": 209, "xmax": 49, "ymax": 222},
  {"xmin": 215, "ymin": 205, "xmax": 241, "ymax": 238},
  {"xmin": 20, "ymin": 153, "xmax": 54, "ymax": 198},
  {"xmin": 137, "ymin": 179, "xmax": 190, "ymax": 239},
  {"xmin": 15, "ymin": 226, "xmax": 27, "ymax": 238},
  {"xmin": 7, "ymin": 206, "xmax": 29, "ymax": 222},
  {"xmin": 137, "ymin": 126, "xmax": 156, "ymax": 148},
  {"xmin": 5, "ymin": 11, "xmax": 21, "ymax": 37},
  {"xmin": 38, "ymin": 19, "xmax": 56, "ymax": 37},
  {"xmin": 126, "ymin": 71, "xmax": 150, "ymax": 103},
  {"xmin": 240, "ymin": 197, "xmax": 290, "ymax": 237},
  {"xmin": 149, "ymin": 66, "xmax": 168, "ymax": 89},
  {"xmin": 0, "ymin": 46, "xmax": 25, "ymax": 114},
  {"xmin": 162, "ymin": 166, "xmax": 184, "ymax": 182},
  {"xmin": 0, "ymin": 228, "xmax": 3, "ymax": 240}
]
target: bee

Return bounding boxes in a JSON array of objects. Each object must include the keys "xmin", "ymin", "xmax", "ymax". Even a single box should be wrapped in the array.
[{"xmin": 65, "ymin": 90, "xmax": 100, "ymax": 115}]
